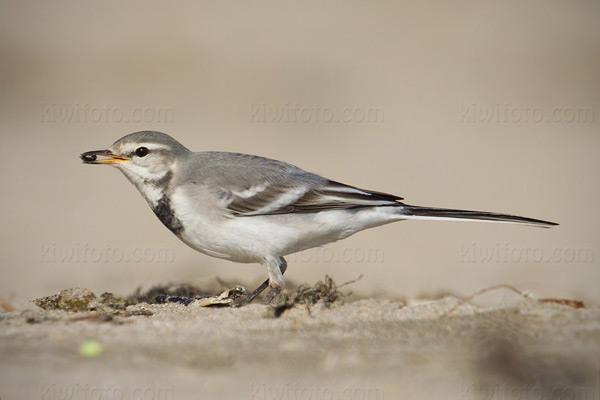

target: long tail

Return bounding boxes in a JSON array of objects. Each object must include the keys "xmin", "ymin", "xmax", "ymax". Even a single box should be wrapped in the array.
[{"xmin": 399, "ymin": 205, "xmax": 558, "ymax": 228}]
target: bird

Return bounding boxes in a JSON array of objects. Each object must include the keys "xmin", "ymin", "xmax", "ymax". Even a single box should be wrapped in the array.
[{"xmin": 81, "ymin": 131, "xmax": 557, "ymax": 304}]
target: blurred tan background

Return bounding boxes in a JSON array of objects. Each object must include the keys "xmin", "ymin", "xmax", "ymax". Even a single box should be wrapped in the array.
[{"xmin": 1, "ymin": 0, "xmax": 598, "ymax": 309}]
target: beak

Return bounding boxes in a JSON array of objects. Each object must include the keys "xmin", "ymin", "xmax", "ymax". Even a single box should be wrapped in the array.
[{"xmin": 80, "ymin": 149, "xmax": 130, "ymax": 165}]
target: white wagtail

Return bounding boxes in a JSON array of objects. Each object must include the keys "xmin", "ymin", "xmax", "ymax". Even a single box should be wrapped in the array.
[{"xmin": 81, "ymin": 131, "xmax": 557, "ymax": 304}]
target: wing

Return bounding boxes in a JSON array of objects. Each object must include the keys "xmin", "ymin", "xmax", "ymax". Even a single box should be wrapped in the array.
[
  {"xmin": 183, "ymin": 151, "xmax": 404, "ymax": 217},
  {"xmin": 225, "ymin": 180, "xmax": 404, "ymax": 216}
]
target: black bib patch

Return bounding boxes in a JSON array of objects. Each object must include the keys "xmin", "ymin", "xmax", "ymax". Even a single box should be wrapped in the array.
[{"xmin": 152, "ymin": 196, "xmax": 184, "ymax": 235}]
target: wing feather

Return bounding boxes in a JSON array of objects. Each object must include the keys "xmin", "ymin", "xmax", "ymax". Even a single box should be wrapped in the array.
[{"xmin": 226, "ymin": 180, "xmax": 404, "ymax": 216}]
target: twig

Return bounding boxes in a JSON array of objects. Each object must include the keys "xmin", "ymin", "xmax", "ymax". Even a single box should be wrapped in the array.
[
  {"xmin": 443, "ymin": 284, "xmax": 585, "ymax": 316},
  {"xmin": 0, "ymin": 296, "xmax": 17, "ymax": 312},
  {"xmin": 338, "ymin": 274, "xmax": 363, "ymax": 289},
  {"xmin": 444, "ymin": 284, "xmax": 530, "ymax": 316}
]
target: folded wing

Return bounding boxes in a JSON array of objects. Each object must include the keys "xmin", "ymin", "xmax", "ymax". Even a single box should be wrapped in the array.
[{"xmin": 226, "ymin": 180, "xmax": 404, "ymax": 216}]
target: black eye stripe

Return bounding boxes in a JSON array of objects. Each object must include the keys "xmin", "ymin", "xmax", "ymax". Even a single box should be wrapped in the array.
[{"xmin": 135, "ymin": 147, "xmax": 149, "ymax": 157}]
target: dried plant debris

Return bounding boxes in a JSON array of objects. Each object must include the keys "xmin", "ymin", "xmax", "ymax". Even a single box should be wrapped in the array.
[
  {"xmin": 97, "ymin": 292, "xmax": 126, "ymax": 310},
  {"xmin": 445, "ymin": 284, "xmax": 586, "ymax": 316},
  {"xmin": 33, "ymin": 288, "xmax": 97, "ymax": 312},
  {"xmin": 271, "ymin": 275, "xmax": 357, "ymax": 317},
  {"xmin": 155, "ymin": 285, "xmax": 247, "ymax": 307},
  {"xmin": 538, "ymin": 298, "xmax": 585, "ymax": 309},
  {"xmin": 126, "ymin": 282, "xmax": 246, "ymax": 307},
  {"xmin": 32, "ymin": 283, "xmax": 249, "ymax": 320},
  {"xmin": 125, "ymin": 283, "xmax": 215, "ymax": 305},
  {"xmin": 30, "ymin": 276, "xmax": 357, "ymax": 321},
  {"xmin": 31, "ymin": 288, "xmax": 134, "ymax": 323}
]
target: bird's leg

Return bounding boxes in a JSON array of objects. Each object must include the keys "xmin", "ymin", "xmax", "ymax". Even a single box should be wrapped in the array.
[
  {"xmin": 264, "ymin": 257, "xmax": 287, "ymax": 304},
  {"xmin": 266, "ymin": 256, "xmax": 287, "ymax": 288},
  {"xmin": 236, "ymin": 257, "xmax": 287, "ymax": 306}
]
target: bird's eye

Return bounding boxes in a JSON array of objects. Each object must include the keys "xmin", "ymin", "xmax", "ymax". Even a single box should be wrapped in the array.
[{"xmin": 135, "ymin": 147, "xmax": 149, "ymax": 157}]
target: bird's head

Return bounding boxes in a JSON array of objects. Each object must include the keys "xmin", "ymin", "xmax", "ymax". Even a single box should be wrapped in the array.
[{"xmin": 81, "ymin": 131, "xmax": 190, "ymax": 194}]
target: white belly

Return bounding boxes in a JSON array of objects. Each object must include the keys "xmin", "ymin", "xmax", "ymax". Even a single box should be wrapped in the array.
[{"xmin": 170, "ymin": 185, "xmax": 402, "ymax": 263}]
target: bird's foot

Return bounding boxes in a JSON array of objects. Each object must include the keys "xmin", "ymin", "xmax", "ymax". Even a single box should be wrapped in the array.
[{"xmin": 265, "ymin": 286, "xmax": 287, "ymax": 306}]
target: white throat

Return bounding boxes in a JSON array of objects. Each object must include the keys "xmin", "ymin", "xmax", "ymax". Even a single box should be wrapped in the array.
[{"xmin": 117, "ymin": 165, "xmax": 170, "ymax": 207}]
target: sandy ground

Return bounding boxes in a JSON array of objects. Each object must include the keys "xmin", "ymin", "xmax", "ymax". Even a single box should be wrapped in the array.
[{"xmin": 1, "ymin": 286, "xmax": 599, "ymax": 400}]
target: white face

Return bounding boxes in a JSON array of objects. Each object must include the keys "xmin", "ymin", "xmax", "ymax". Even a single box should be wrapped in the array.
[
  {"xmin": 81, "ymin": 132, "xmax": 192, "ymax": 206},
  {"xmin": 93, "ymin": 141, "xmax": 180, "ymax": 206},
  {"xmin": 108, "ymin": 142, "xmax": 174, "ymax": 183},
  {"xmin": 82, "ymin": 132, "xmax": 191, "ymax": 205}
]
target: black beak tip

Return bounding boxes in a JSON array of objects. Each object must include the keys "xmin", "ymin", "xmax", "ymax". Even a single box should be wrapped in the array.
[
  {"xmin": 81, "ymin": 153, "xmax": 97, "ymax": 162},
  {"xmin": 81, "ymin": 149, "xmax": 111, "ymax": 163}
]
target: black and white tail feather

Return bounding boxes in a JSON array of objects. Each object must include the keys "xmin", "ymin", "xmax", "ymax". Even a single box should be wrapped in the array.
[{"xmin": 398, "ymin": 205, "xmax": 556, "ymax": 227}]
